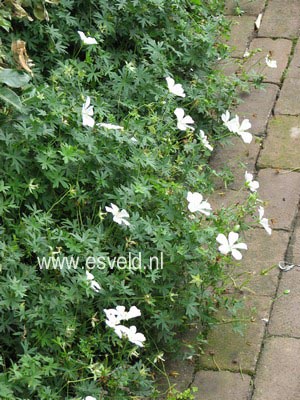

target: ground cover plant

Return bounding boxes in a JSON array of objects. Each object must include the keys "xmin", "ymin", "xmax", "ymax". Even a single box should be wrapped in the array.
[{"xmin": 0, "ymin": 1, "xmax": 269, "ymax": 398}]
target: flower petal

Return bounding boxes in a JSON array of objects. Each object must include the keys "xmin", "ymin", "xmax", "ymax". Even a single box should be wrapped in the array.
[
  {"xmin": 231, "ymin": 249, "xmax": 243, "ymax": 260},
  {"xmin": 228, "ymin": 231, "xmax": 239, "ymax": 246}
]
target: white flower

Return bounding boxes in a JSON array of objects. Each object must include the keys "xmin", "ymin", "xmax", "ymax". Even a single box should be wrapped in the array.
[
  {"xmin": 86, "ymin": 270, "xmax": 101, "ymax": 293},
  {"xmin": 82, "ymin": 96, "xmax": 95, "ymax": 128},
  {"xmin": 174, "ymin": 108, "xmax": 195, "ymax": 131},
  {"xmin": 77, "ymin": 30, "xmax": 97, "ymax": 45},
  {"xmin": 105, "ymin": 203, "xmax": 130, "ymax": 226},
  {"xmin": 222, "ymin": 111, "xmax": 252, "ymax": 143},
  {"xmin": 216, "ymin": 231, "xmax": 247, "ymax": 260},
  {"xmin": 245, "ymin": 171, "xmax": 259, "ymax": 192},
  {"xmin": 126, "ymin": 325, "xmax": 146, "ymax": 347},
  {"xmin": 230, "ymin": 116, "xmax": 253, "ymax": 144},
  {"xmin": 113, "ymin": 325, "xmax": 146, "ymax": 347},
  {"xmin": 83, "ymin": 397, "xmax": 97, "ymax": 400},
  {"xmin": 199, "ymin": 130, "xmax": 213, "ymax": 151},
  {"xmin": 186, "ymin": 192, "xmax": 212, "ymax": 216},
  {"xmin": 166, "ymin": 76, "xmax": 186, "ymax": 97},
  {"xmin": 104, "ymin": 306, "xmax": 146, "ymax": 347},
  {"xmin": 97, "ymin": 122, "xmax": 124, "ymax": 130},
  {"xmin": 258, "ymin": 206, "xmax": 272, "ymax": 235},
  {"xmin": 265, "ymin": 55, "xmax": 277, "ymax": 69},
  {"xmin": 104, "ymin": 305, "xmax": 141, "ymax": 329},
  {"xmin": 130, "ymin": 136, "xmax": 138, "ymax": 143}
]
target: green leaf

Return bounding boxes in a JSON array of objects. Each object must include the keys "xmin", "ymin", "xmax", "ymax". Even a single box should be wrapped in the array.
[
  {"xmin": 0, "ymin": 87, "xmax": 24, "ymax": 112},
  {"xmin": 0, "ymin": 69, "xmax": 31, "ymax": 88}
]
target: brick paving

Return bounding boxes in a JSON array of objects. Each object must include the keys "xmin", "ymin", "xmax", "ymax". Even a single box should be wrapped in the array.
[{"xmin": 161, "ymin": 0, "xmax": 300, "ymax": 398}]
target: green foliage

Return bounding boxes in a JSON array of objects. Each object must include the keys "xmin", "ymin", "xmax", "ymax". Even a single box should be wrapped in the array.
[{"xmin": 0, "ymin": 0, "xmax": 256, "ymax": 398}]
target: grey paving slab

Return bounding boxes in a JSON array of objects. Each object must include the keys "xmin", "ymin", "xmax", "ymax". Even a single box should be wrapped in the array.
[
  {"xmin": 234, "ymin": 84, "xmax": 279, "ymax": 135},
  {"xmin": 242, "ymin": 38, "xmax": 292, "ymax": 83},
  {"xmin": 234, "ymin": 229, "xmax": 289, "ymax": 297},
  {"xmin": 210, "ymin": 136, "xmax": 261, "ymax": 190},
  {"xmin": 286, "ymin": 40, "xmax": 300, "ymax": 79},
  {"xmin": 193, "ymin": 370, "xmax": 252, "ymax": 400},
  {"xmin": 225, "ymin": 0, "xmax": 266, "ymax": 15},
  {"xmin": 275, "ymin": 78, "xmax": 300, "ymax": 115},
  {"xmin": 258, "ymin": 116, "xmax": 300, "ymax": 169},
  {"xmin": 268, "ymin": 268, "xmax": 300, "ymax": 337},
  {"xmin": 216, "ymin": 58, "xmax": 240, "ymax": 76},
  {"xmin": 256, "ymin": 169, "xmax": 300, "ymax": 231},
  {"xmin": 258, "ymin": 0, "xmax": 300, "ymax": 39},
  {"xmin": 252, "ymin": 337, "xmax": 300, "ymax": 400},
  {"xmin": 209, "ymin": 189, "xmax": 248, "ymax": 211},
  {"xmin": 226, "ymin": 16, "xmax": 256, "ymax": 58},
  {"xmin": 198, "ymin": 295, "xmax": 272, "ymax": 374}
]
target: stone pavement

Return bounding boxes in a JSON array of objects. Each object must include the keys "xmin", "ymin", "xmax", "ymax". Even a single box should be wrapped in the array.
[{"xmin": 161, "ymin": 1, "xmax": 300, "ymax": 399}]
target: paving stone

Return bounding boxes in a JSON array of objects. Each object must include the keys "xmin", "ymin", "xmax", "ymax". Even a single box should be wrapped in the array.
[
  {"xmin": 198, "ymin": 295, "xmax": 272, "ymax": 374},
  {"xmin": 268, "ymin": 269, "xmax": 300, "ymax": 337},
  {"xmin": 210, "ymin": 136, "xmax": 261, "ymax": 190},
  {"xmin": 209, "ymin": 189, "xmax": 248, "ymax": 211},
  {"xmin": 225, "ymin": 0, "xmax": 266, "ymax": 15},
  {"xmin": 226, "ymin": 16, "xmax": 256, "ymax": 58},
  {"xmin": 258, "ymin": 116, "xmax": 300, "ymax": 169},
  {"xmin": 274, "ymin": 78, "xmax": 300, "ymax": 115},
  {"xmin": 242, "ymin": 38, "xmax": 292, "ymax": 83},
  {"xmin": 256, "ymin": 169, "xmax": 300, "ymax": 230},
  {"xmin": 234, "ymin": 84, "xmax": 279, "ymax": 135},
  {"xmin": 216, "ymin": 58, "xmax": 240, "ymax": 76},
  {"xmin": 158, "ymin": 358, "xmax": 195, "ymax": 394},
  {"xmin": 157, "ymin": 327, "xmax": 199, "ymax": 395},
  {"xmin": 258, "ymin": 0, "xmax": 300, "ymax": 39},
  {"xmin": 286, "ymin": 40, "xmax": 300, "ymax": 79},
  {"xmin": 234, "ymin": 229, "xmax": 289, "ymax": 297},
  {"xmin": 193, "ymin": 370, "xmax": 252, "ymax": 400},
  {"xmin": 252, "ymin": 337, "xmax": 300, "ymax": 400}
]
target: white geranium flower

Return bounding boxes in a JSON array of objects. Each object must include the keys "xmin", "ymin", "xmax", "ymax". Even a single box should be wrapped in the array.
[
  {"xmin": 86, "ymin": 270, "xmax": 101, "ymax": 293},
  {"xmin": 174, "ymin": 108, "xmax": 195, "ymax": 131},
  {"xmin": 104, "ymin": 306, "xmax": 141, "ymax": 325},
  {"xmin": 265, "ymin": 55, "xmax": 277, "ymax": 69},
  {"xmin": 77, "ymin": 30, "xmax": 97, "ymax": 45},
  {"xmin": 222, "ymin": 111, "xmax": 252, "ymax": 143},
  {"xmin": 104, "ymin": 306, "xmax": 146, "ymax": 347},
  {"xmin": 216, "ymin": 232, "xmax": 247, "ymax": 260},
  {"xmin": 105, "ymin": 203, "xmax": 130, "ymax": 226},
  {"xmin": 126, "ymin": 325, "xmax": 146, "ymax": 347},
  {"xmin": 199, "ymin": 130, "xmax": 213, "ymax": 151},
  {"xmin": 166, "ymin": 76, "xmax": 186, "ymax": 97},
  {"xmin": 82, "ymin": 96, "xmax": 95, "ymax": 128},
  {"xmin": 245, "ymin": 171, "xmax": 259, "ymax": 192},
  {"xmin": 187, "ymin": 192, "xmax": 212, "ymax": 216},
  {"xmin": 258, "ymin": 206, "xmax": 272, "ymax": 235},
  {"xmin": 229, "ymin": 116, "xmax": 253, "ymax": 144},
  {"xmin": 97, "ymin": 122, "xmax": 124, "ymax": 130}
]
